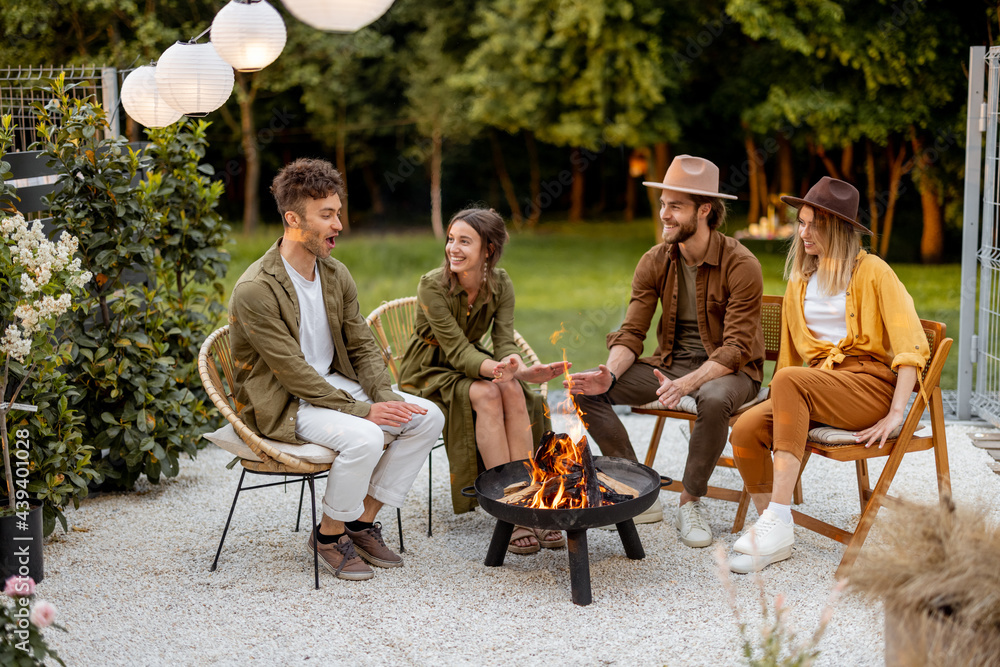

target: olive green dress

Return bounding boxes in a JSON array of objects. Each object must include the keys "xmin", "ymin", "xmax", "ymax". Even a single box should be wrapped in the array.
[{"xmin": 399, "ymin": 267, "xmax": 551, "ymax": 513}]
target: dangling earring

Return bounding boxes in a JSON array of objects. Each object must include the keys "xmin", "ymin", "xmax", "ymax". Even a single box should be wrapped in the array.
[{"xmin": 482, "ymin": 265, "xmax": 488, "ymax": 286}]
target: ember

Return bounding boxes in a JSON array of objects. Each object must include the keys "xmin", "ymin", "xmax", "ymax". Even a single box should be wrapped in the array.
[{"xmin": 498, "ymin": 431, "xmax": 636, "ymax": 509}]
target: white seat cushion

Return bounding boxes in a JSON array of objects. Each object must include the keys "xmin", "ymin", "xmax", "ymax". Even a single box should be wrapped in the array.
[
  {"xmin": 807, "ymin": 423, "xmax": 920, "ymax": 445},
  {"xmin": 202, "ymin": 423, "xmax": 337, "ymax": 464},
  {"xmin": 633, "ymin": 386, "xmax": 770, "ymax": 414}
]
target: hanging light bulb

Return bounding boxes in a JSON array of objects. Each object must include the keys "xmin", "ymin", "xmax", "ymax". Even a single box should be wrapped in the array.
[
  {"xmin": 155, "ymin": 42, "xmax": 235, "ymax": 117},
  {"xmin": 120, "ymin": 65, "xmax": 184, "ymax": 128},
  {"xmin": 281, "ymin": 0, "xmax": 395, "ymax": 33},
  {"xmin": 211, "ymin": 0, "xmax": 287, "ymax": 72}
]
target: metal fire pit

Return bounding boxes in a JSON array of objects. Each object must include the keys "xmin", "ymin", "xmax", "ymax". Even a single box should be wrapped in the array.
[{"xmin": 471, "ymin": 456, "xmax": 665, "ymax": 606}]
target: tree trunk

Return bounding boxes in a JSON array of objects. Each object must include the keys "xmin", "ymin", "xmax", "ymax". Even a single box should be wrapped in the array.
[
  {"xmin": 489, "ymin": 129, "xmax": 522, "ymax": 227},
  {"xmin": 430, "ymin": 121, "xmax": 444, "ymax": 239},
  {"xmin": 815, "ymin": 143, "xmax": 842, "ymax": 180},
  {"xmin": 648, "ymin": 142, "xmax": 670, "ymax": 241},
  {"xmin": 911, "ymin": 132, "xmax": 944, "ymax": 263},
  {"xmin": 335, "ymin": 104, "xmax": 350, "ymax": 233},
  {"xmin": 524, "ymin": 131, "xmax": 541, "ymax": 226},
  {"xmin": 569, "ymin": 147, "xmax": 585, "ymax": 223},
  {"xmin": 865, "ymin": 140, "xmax": 880, "ymax": 250},
  {"xmin": 361, "ymin": 162, "xmax": 385, "ymax": 215},
  {"xmin": 840, "ymin": 142, "xmax": 855, "ymax": 184},
  {"xmin": 777, "ymin": 133, "xmax": 794, "ymax": 221},
  {"xmin": 878, "ymin": 138, "xmax": 910, "ymax": 258},
  {"xmin": 745, "ymin": 133, "xmax": 760, "ymax": 226},
  {"xmin": 593, "ymin": 152, "xmax": 606, "ymax": 216},
  {"xmin": 237, "ymin": 73, "xmax": 260, "ymax": 235},
  {"xmin": 624, "ymin": 169, "xmax": 636, "ymax": 222}
]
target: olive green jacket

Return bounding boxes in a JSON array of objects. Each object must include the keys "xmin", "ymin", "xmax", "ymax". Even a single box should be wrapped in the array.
[{"xmin": 228, "ymin": 240, "xmax": 401, "ymax": 443}]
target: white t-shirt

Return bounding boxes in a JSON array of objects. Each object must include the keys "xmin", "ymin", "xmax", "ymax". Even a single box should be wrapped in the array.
[
  {"xmin": 803, "ymin": 273, "xmax": 847, "ymax": 344},
  {"xmin": 281, "ymin": 257, "xmax": 335, "ymax": 377}
]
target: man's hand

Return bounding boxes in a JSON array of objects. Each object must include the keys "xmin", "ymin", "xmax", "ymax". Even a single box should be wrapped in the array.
[
  {"xmin": 564, "ymin": 364, "xmax": 614, "ymax": 395},
  {"xmin": 514, "ymin": 360, "xmax": 573, "ymax": 384},
  {"xmin": 654, "ymin": 369, "xmax": 693, "ymax": 409},
  {"xmin": 365, "ymin": 401, "xmax": 428, "ymax": 427}
]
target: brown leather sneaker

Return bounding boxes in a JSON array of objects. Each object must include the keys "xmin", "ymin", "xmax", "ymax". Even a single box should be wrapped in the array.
[
  {"xmin": 345, "ymin": 522, "xmax": 403, "ymax": 568},
  {"xmin": 306, "ymin": 531, "xmax": 374, "ymax": 581}
]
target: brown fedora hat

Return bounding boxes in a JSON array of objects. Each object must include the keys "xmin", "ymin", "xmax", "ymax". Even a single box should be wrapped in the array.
[
  {"xmin": 643, "ymin": 154, "xmax": 738, "ymax": 200},
  {"xmin": 780, "ymin": 177, "xmax": 870, "ymax": 234}
]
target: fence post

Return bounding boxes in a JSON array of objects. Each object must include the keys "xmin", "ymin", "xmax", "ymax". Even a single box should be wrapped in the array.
[
  {"xmin": 101, "ymin": 66, "xmax": 119, "ymax": 139},
  {"xmin": 958, "ymin": 46, "xmax": 987, "ymax": 419}
]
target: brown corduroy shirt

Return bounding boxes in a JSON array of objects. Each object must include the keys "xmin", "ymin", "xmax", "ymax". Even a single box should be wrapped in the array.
[{"xmin": 607, "ymin": 230, "xmax": 765, "ymax": 382}]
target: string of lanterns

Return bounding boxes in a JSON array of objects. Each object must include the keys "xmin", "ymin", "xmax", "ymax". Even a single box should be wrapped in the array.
[{"xmin": 121, "ymin": 0, "xmax": 395, "ymax": 128}]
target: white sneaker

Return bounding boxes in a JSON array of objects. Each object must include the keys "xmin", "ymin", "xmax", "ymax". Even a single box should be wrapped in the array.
[
  {"xmin": 729, "ymin": 509, "xmax": 794, "ymax": 573},
  {"xmin": 596, "ymin": 497, "xmax": 663, "ymax": 530},
  {"xmin": 675, "ymin": 500, "xmax": 713, "ymax": 548}
]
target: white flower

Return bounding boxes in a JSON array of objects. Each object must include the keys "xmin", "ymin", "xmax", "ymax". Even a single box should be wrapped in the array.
[
  {"xmin": 0, "ymin": 325, "xmax": 31, "ymax": 363},
  {"xmin": 19, "ymin": 273, "xmax": 37, "ymax": 294}
]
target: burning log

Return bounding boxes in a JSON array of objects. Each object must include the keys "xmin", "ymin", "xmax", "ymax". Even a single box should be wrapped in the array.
[
  {"xmin": 596, "ymin": 472, "xmax": 638, "ymax": 499},
  {"xmin": 576, "ymin": 435, "xmax": 602, "ymax": 509}
]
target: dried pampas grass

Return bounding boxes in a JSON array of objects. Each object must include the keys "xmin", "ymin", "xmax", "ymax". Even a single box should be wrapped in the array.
[{"xmin": 848, "ymin": 494, "xmax": 1000, "ymax": 666}]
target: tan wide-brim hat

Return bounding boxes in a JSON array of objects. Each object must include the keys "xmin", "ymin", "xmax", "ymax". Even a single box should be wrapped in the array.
[
  {"xmin": 642, "ymin": 154, "xmax": 738, "ymax": 200},
  {"xmin": 780, "ymin": 176, "xmax": 870, "ymax": 235}
]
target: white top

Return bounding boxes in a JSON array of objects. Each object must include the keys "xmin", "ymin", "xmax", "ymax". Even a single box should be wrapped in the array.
[
  {"xmin": 282, "ymin": 257, "xmax": 335, "ymax": 377},
  {"xmin": 803, "ymin": 273, "xmax": 848, "ymax": 344}
]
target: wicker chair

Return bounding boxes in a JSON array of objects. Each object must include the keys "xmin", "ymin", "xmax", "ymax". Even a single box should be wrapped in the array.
[
  {"xmin": 198, "ymin": 325, "xmax": 403, "ymax": 589},
  {"xmin": 366, "ymin": 296, "xmax": 548, "ymax": 536},
  {"xmin": 630, "ymin": 295, "xmax": 797, "ymax": 532}
]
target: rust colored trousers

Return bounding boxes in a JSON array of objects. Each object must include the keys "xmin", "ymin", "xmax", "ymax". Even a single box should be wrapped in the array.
[{"xmin": 729, "ymin": 357, "xmax": 896, "ymax": 494}]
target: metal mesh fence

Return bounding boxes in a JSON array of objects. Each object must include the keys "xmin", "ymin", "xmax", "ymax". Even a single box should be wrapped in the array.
[
  {"xmin": 972, "ymin": 48, "xmax": 1000, "ymax": 425},
  {"xmin": 0, "ymin": 65, "xmax": 119, "ymax": 150}
]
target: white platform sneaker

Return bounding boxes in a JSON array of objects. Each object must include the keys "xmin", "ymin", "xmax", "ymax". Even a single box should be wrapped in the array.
[{"xmin": 729, "ymin": 509, "xmax": 794, "ymax": 573}]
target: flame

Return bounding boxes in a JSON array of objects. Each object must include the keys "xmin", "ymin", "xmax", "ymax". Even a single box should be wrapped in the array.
[{"xmin": 549, "ymin": 323, "xmax": 568, "ymax": 345}]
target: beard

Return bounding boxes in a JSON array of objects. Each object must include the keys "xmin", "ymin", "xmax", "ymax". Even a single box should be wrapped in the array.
[{"xmin": 663, "ymin": 218, "xmax": 697, "ymax": 244}]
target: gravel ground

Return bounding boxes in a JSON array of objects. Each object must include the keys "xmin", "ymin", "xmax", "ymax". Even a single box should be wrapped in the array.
[{"xmin": 37, "ymin": 395, "xmax": 1000, "ymax": 667}]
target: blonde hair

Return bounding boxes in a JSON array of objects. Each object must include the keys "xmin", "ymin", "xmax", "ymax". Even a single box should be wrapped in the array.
[{"xmin": 784, "ymin": 206, "xmax": 863, "ymax": 295}]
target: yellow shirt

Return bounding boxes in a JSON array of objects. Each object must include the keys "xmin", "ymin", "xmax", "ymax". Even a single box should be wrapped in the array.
[{"xmin": 778, "ymin": 250, "xmax": 930, "ymax": 373}]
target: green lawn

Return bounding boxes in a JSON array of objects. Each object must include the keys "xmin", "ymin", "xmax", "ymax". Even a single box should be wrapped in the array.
[{"xmin": 220, "ymin": 221, "xmax": 961, "ymax": 390}]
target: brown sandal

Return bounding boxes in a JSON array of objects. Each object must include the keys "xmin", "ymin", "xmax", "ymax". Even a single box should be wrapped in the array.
[
  {"xmin": 534, "ymin": 528, "xmax": 566, "ymax": 549},
  {"xmin": 508, "ymin": 525, "xmax": 541, "ymax": 554}
]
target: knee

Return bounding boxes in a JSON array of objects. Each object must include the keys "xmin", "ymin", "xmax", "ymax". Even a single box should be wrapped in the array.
[
  {"xmin": 498, "ymin": 381, "xmax": 527, "ymax": 407},
  {"xmin": 470, "ymin": 382, "xmax": 502, "ymax": 411},
  {"xmin": 770, "ymin": 366, "xmax": 808, "ymax": 396},
  {"xmin": 695, "ymin": 386, "xmax": 731, "ymax": 418},
  {"xmin": 426, "ymin": 402, "xmax": 446, "ymax": 432}
]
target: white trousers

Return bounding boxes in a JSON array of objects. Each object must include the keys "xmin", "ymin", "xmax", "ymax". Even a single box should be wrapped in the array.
[{"xmin": 295, "ymin": 373, "xmax": 444, "ymax": 522}]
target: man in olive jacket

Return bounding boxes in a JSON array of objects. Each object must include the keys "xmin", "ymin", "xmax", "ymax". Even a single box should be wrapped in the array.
[
  {"xmin": 566, "ymin": 155, "xmax": 764, "ymax": 550},
  {"xmin": 229, "ymin": 158, "xmax": 444, "ymax": 580}
]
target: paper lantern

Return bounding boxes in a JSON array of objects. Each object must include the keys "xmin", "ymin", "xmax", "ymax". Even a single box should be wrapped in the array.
[
  {"xmin": 120, "ymin": 66, "xmax": 183, "ymax": 128},
  {"xmin": 281, "ymin": 0, "xmax": 396, "ymax": 33},
  {"xmin": 211, "ymin": 0, "xmax": 287, "ymax": 72},
  {"xmin": 156, "ymin": 42, "xmax": 235, "ymax": 116}
]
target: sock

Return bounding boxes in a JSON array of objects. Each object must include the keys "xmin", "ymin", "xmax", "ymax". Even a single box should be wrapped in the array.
[
  {"xmin": 766, "ymin": 502, "xmax": 792, "ymax": 524},
  {"xmin": 346, "ymin": 520, "xmax": 374, "ymax": 533},
  {"xmin": 316, "ymin": 524, "xmax": 344, "ymax": 544}
]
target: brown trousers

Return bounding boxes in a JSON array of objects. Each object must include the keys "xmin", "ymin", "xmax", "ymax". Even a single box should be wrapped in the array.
[
  {"xmin": 574, "ymin": 352, "xmax": 759, "ymax": 498},
  {"xmin": 729, "ymin": 356, "xmax": 896, "ymax": 494}
]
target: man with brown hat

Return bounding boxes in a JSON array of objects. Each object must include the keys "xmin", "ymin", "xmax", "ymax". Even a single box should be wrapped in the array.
[{"xmin": 566, "ymin": 155, "xmax": 765, "ymax": 548}]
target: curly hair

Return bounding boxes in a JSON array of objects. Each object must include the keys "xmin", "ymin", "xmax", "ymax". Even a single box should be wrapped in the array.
[{"xmin": 270, "ymin": 158, "xmax": 345, "ymax": 224}]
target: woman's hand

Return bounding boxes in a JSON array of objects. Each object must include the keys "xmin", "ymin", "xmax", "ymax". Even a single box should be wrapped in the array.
[
  {"xmin": 491, "ymin": 355, "xmax": 522, "ymax": 384},
  {"xmin": 515, "ymin": 360, "xmax": 572, "ymax": 384},
  {"xmin": 855, "ymin": 408, "xmax": 906, "ymax": 449}
]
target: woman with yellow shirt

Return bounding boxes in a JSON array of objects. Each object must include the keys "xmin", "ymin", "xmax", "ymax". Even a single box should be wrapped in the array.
[{"xmin": 727, "ymin": 177, "xmax": 929, "ymax": 573}]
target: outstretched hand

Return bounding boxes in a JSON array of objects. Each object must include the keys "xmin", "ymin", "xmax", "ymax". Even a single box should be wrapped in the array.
[
  {"xmin": 365, "ymin": 401, "xmax": 428, "ymax": 427},
  {"xmin": 514, "ymin": 360, "xmax": 572, "ymax": 384},
  {"xmin": 563, "ymin": 364, "xmax": 613, "ymax": 395}
]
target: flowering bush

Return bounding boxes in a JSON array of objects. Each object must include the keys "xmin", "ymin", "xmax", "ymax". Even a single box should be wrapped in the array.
[
  {"xmin": 0, "ymin": 577, "xmax": 63, "ymax": 666},
  {"xmin": 0, "ymin": 210, "xmax": 91, "ymax": 513}
]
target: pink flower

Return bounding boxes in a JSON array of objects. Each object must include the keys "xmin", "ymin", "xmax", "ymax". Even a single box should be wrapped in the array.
[
  {"xmin": 4, "ymin": 576, "xmax": 35, "ymax": 597},
  {"xmin": 30, "ymin": 600, "xmax": 56, "ymax": 628}
]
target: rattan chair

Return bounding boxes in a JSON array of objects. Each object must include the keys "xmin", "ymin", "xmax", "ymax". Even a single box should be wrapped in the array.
[
  {"xmin": 792, "ymin": 320, "xmax": 952, "ymax": 578},
  {"xmin": 366, "ymin": 296, "xmax": 548, "ymax": 536},
  {"xmin": 198, "ymin": 325, "xmax": 403, "ymax": 589},
  {"xmin": 630, "ymin": 295, "xmax": 797, "ymax": 532}
]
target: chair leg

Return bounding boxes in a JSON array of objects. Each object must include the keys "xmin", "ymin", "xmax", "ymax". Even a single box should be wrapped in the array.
[
  {"xmin": 930, "ymin": 388, "xmax": 952, "ymax": 499},
  {"xmin": 295, "ymin": 478, "xmax": 306, "ymax": 532},
  {"xmin": 212, "ymin": 468, "xmax": 247, "ymax": 572},
  {"xmin": 856, "ymin": 460, "xmax": 871, "ymax": 513},
  {"xmin": 731, "ymin": 487, "xmax": 750, "ymax": 533},
  {"xmin": 427, "ymin": 448, "xmax": 434, "ymax": 537},
  {"xmin": 643, "ymin": 417, "xmax": 667, "ymax": 467},
  {"xmin": 397, "ymin": 507, "xmax": 405, "ymax": 553},
  {"xmin": 307, "ymin": 475, "xmax": 319, "ymax": 590}
]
